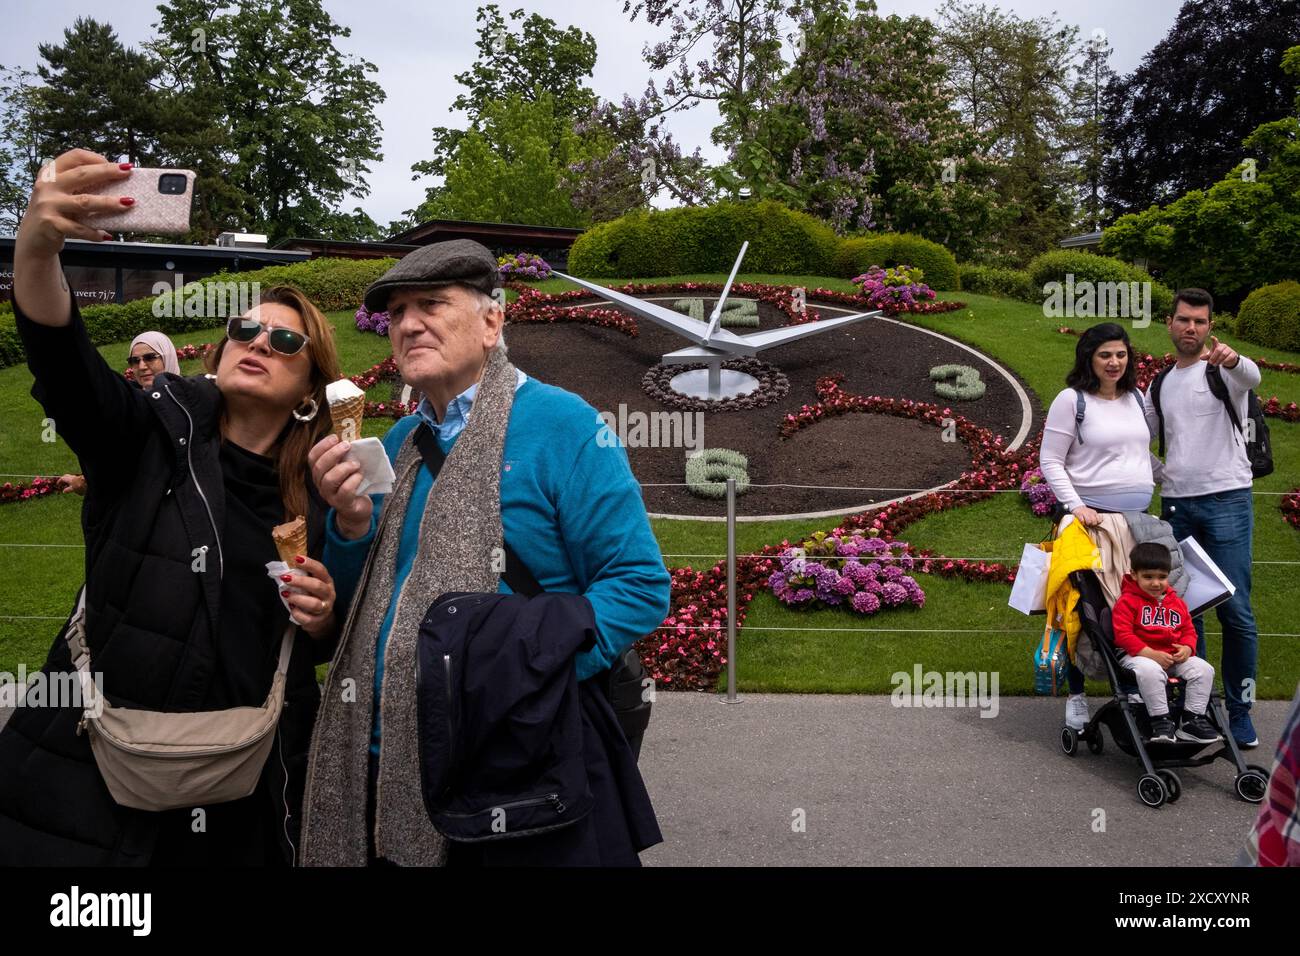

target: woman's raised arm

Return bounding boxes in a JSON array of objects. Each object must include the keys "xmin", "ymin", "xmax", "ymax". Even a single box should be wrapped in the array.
[
  {"xmin": 13, "ymin": 150, "xmax": 132, "ymax": 327},
  {"xmin": 13, "ymin": 150, "xmax": 153, "ymax": 485}
]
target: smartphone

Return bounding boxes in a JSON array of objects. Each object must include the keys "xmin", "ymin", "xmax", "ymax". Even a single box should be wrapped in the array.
[{"xmin": 88, "ymin": 168, "xmax": 196, "ymax": 235}]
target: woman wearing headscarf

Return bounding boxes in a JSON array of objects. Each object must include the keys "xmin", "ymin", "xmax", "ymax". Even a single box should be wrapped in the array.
[
  {"xmin": 126, "ymin": 330, "xmax": 181, "ymax": 389},
  {"xmin": 58, "ymin": 332, "xmax": 183, "ymax": 495}
]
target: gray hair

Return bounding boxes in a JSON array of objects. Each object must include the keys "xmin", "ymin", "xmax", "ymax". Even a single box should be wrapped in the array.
[{"xmin": 471, "ymin": 286, "xmax": 508, "ymax": 355}]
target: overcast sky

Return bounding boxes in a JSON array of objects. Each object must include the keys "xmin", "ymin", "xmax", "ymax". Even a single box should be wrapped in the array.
[{"xmin": 1, "ymin": 0, "xmax": 1186, "ymax": 230}]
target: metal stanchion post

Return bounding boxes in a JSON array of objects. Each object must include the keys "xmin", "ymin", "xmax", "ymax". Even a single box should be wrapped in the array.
[{"xmin": 723, "ymin": 477, "xmax": 740, "ymax": 703}]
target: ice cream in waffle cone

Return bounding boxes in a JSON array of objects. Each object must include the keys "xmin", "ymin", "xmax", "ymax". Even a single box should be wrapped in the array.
[
  {"xmin": 272, "ymin": 515, "xmax": 307, "ymax": 565},
  {"xmin": 326, "ymin": 379, "xmax": 366, "ymax": 442}
]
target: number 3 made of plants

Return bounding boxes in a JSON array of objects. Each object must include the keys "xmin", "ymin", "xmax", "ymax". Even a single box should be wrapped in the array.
[{"xmin": 929, "ymin": 364, "xmax": 986, "ymax": 401}]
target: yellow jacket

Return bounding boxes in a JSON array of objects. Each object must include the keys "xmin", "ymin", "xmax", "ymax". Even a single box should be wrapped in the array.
[{"xmin": 1043, "ymin": 520, "xmax": 1102, "ymax": 659}]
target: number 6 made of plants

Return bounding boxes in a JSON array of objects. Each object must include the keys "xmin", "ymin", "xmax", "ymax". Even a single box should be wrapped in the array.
[{"xmin": 685, "ymin": 448, "xmax": 750, "ymax": 499}]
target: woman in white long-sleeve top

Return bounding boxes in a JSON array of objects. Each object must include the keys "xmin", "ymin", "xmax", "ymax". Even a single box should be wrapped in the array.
[{"xmin": 1038, "ymin": 322, "xmax": 1161, "ymax": 731}]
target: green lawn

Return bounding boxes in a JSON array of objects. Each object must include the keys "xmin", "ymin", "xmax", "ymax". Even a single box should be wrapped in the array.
[{"xmin": 1, "ymin": 279, "xmax": 1297, "ymax": 699}]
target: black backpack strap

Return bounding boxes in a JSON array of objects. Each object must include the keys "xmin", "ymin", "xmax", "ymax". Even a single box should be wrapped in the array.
[
  {"xmin": 1150, "ymin": 365, "xmax": 1173, "ymax": 457},
  {"xmin": 1074, "ymin": 389, "xmax": 1086, "ymax": 445},
  {"xmin": 1204, "ymin": 364, "xmax": 1246, "ymax": 437},
  {"xmin": 411, "ymin": 421, "xmax": 542, "ymax": 596}
]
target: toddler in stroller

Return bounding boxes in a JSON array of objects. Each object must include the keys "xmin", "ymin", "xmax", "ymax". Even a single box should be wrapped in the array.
[
  {"xmin": 1112, "ymin": 542, "xmax": 1220, "ymax": 746},
  {"xmin": 1061, "ymin": 542, "xmax": 1270, "ymax": 808}
]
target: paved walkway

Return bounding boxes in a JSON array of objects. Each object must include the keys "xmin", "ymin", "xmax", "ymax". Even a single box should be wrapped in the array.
[
  {"xmin": 637, "ymin": 693, "xmax": 1289, "ymax": 867},
  {"xmin": 3, "ymin": 689, "xmax": 1285, "ymax": 866}
]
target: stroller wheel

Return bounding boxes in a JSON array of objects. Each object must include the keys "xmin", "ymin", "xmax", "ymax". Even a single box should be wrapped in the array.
[
  {"xmin": 1157, "ymin": 769, "xmax": 1182, "ymax": 803},
  {"xmin": 1086, "ymin": 732, "xmax": 1104, "ymax": 755},
  {"xmin": 1061, "ymin": 726, "xmax": 1079, "ymax": 757},
  {"xmin": 1235, "ymin": 766, "xmax": 1269, "ymax": 804},
  {"xmin": 1137, "ymin": 773, "xmax": 1167, "ymax": 808}
]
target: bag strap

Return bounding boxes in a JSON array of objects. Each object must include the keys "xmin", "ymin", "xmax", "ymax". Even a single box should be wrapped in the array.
[
  {"xmin": 1073, "ymin": 389, "xmax": 1086, "ymax": 445},
  {"xmin": 1151, "ymin": 365, "xmax": 1173, "ymax": 456},
  {"xmin": 65, "ymin": 585, "xmax": 297, "ymax": 710},
  {"xmin": 411, "ymin": 421, "xmax": 542, "ymax": 597},
  {"xmin": 1205, "ymin": 363, "xmax": 1247, "ymax": 437}
]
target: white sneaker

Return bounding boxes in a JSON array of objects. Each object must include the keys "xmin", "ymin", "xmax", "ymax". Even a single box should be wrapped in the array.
[{"xmin": 1065, "ymin": 694, "xmax": 1089, "ymax": 731}]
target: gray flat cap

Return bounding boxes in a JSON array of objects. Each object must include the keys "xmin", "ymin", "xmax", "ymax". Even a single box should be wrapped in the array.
[{"xmin": 363, "ymin": 238, "xmax": 501, "ymax": 313}]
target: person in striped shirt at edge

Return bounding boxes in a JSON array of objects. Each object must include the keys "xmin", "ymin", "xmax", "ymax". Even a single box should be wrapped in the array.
[{"xmin": 1239, "ymin": 683, "xmax": 1300, "ymax": 866}]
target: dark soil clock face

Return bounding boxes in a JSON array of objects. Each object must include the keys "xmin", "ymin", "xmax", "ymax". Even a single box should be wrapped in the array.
[{"xmin": 504, "ymin": 294, "xmax": 1037, "ymax": 518}]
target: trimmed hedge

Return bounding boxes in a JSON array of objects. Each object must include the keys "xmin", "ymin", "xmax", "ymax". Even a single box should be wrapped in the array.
[
  {"xmin": 566, "ymin": 204, "xmax": 964, "ymax": 293},
  {"xmin": 958, "ymin": 264, "xmax": 1037, "ymax": 303},
  {"xmin": 0, "ymin": 257, "xmax": 395, "ymax": 370},
  {"xmin": 567, "ymin": 200, "xmax": 841, "ymax": 279},
  {"xmin": 1236, "ymin": 280, "xmax": 1300, "ymax": 352},
  {"xmin": 1026, "ymin": 250, "xmax": 1174, "ymax": 318},
  {"xmin": 835, "ymin": 233, "xmax": 960, "ymax": 291}
]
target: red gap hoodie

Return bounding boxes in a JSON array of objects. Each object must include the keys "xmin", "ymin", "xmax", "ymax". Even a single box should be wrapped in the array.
[{"xmin": 1111, "ymin": 573, "xmax": 1198, "ymax": 658}]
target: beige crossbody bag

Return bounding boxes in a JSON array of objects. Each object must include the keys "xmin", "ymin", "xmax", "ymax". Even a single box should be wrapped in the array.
[{"xmin": 66, "ymin": 587, "xmax": 295, "ymax": 812}]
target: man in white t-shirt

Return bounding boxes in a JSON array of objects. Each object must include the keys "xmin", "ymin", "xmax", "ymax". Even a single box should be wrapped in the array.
[{"xmin": 1146, "ymin": 288, "xmax": 1262, "ymax": 749}]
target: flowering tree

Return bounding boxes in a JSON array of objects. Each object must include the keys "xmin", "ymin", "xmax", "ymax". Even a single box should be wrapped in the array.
[
  {"xmin": 741, "ymin": 1, "xmax": 1003, "ymax": 256},
  {"xmin": 564, "ymin": 86, "xmax": 717, "ymax": 222},
  {"xmin": 621, "ymin": 0, "xmax": 790, "ymax": 150}
]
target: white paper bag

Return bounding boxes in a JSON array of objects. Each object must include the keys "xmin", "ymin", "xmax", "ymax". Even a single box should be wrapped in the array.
[
  {"xmin": 1178, "ymin": 536, "xmax": 1236, "ymax": 617},
  {"xmin": 345, "ymin": 436, "xmax": 396, "ymax": 496},
  {"xmin": 1009, "ymin": 542, "xmax": 1050, "ymax": 615}
]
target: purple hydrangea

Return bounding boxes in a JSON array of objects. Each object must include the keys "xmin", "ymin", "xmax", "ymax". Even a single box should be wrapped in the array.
[
  {"xmin": 849, "ymin": 265, "xmax": 937, "ymax": 313},
  {"xmin": 879, "ymin": 582, "xmax": 909, "ymax": 607},
  {"xmin": 769, "ymin": 533, "xmax": 926, "ymax": 616},
  {"xmin": 851, "ymin": 591, "xmax": 881, "ymax": 614},
  {"xmin": 355, "ymin": 305, "xmax": 390, "ymax": 336},
  {"xmin": 498, "ymin": 252, "xmax": 552, "ymax": 280},
  {"xmin": 1020, "ymin": 467, "xmax": 1058, "ymax": 516}
]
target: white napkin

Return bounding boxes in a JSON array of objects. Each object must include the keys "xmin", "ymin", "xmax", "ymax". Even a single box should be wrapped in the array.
[
  {"xmin": 344, "ymin": 436, "xmax": 396, "ymax": 496},
  {"xmin": 266, "ymin": 561, "xmax": 309, "ymax": 625}
]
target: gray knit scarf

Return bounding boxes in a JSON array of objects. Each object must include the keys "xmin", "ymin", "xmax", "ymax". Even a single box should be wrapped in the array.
[{"xmin": 300, "ymin": 346, "xmax": 517, "ymax": 866}]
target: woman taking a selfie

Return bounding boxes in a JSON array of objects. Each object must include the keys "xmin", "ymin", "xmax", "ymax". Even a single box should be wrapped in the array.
[{"xmin": 0, "ymin": 149, "xmax": 341, "ymax": 865}]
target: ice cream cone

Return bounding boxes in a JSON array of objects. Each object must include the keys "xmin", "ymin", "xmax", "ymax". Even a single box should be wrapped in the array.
[
  {"xmin": 272, "ymin": 516, "xmax": 307, "ymax": 565},
  {"xmin": 326, "ymin": 379, "xmax": 367, "ymax": 442},
  {"xmin": 329, "ymin": 395, "xmax": 365, "ymax": 442}
]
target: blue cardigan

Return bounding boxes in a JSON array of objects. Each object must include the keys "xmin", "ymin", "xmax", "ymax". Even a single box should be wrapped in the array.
[{"xmin": 324, "ymin": 377, "xmax": 671, "ymax": 755}]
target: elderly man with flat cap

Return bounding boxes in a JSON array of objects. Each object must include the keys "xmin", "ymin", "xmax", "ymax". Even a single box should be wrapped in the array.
[{"xmin": 300, "ymin": 239, "xmax": 670, "ymax": 866}]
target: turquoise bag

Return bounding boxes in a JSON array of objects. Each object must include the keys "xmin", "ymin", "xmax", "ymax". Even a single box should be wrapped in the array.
[{"xmin": 1033, "ymin": 624, "xmax": 1071, "ymax": 696}]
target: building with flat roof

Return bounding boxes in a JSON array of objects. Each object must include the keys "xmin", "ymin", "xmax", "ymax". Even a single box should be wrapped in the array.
[
  {"xmin": 1, "ymin": 216, "xmax": 585, "ymax": 307},
  {"xmin": 0, "ymin": 236, "xmax": 309, "ymax": 307}
]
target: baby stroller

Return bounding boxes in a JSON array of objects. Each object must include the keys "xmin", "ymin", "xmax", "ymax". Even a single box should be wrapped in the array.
[{"xmin": 1060, "ymin": 568, "xmax": 1270, "ymax": 808}]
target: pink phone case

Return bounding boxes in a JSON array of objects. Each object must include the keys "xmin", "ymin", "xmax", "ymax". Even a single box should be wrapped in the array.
[{"xmin": 89, "ymin": 168, "xmax": 196, "ymax": 235}]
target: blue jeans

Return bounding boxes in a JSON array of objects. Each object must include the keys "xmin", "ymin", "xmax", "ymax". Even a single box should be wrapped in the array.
[{"xmin": 1160, "ymin": 487, "xmax": 1258, "ymax": 717}]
